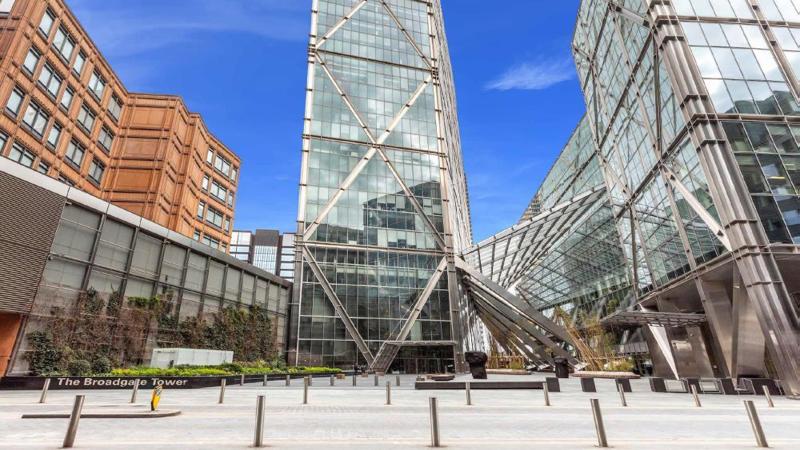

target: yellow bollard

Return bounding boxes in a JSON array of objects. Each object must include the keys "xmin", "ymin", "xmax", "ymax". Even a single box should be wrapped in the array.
[{"xmin": 150, "ymin": 385, "xmax": 162, "ymax": 411}]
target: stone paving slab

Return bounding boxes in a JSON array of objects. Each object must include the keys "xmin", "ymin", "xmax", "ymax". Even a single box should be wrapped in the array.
[{"xmin": 1, "ymin": 374, "xmax": 799, "ymax": 449}]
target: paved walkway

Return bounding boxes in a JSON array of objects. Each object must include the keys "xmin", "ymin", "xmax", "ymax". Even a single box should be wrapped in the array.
[{"xmin": 1, "ymin": 374, "xmax": 799, "ymax": 449}]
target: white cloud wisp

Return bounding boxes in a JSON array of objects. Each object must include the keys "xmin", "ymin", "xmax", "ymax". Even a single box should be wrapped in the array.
[{"xmin": 487, "ymin": 58, "xmax": 575, "ymax": 91}]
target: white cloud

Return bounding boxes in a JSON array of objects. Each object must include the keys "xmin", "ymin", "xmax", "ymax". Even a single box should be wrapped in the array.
[{"xmin": 486, "ymin": 58, "xmax": 575, "ymax": 91}]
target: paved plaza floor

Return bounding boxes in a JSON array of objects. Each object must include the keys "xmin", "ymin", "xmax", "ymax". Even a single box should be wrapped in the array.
[{"xmin": 1, "ymin": 373, "xmax": 800, "ymax": 449}]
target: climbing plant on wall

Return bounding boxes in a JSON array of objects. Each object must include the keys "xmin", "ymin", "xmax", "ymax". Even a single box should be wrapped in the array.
[{"xmin": 26, "ymin": 289, "xmax": 275, "ymax": 375}]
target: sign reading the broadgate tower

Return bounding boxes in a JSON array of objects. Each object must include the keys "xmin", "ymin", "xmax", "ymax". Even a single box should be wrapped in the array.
[{"xmin": 0, "ymin": 376, "xmax": 222, "ymax": 390}]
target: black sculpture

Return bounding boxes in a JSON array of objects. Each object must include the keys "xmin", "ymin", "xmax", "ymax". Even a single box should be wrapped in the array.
[{"xmin": 465, "ymin": 351, "xmax": 488, "ymax": 379}]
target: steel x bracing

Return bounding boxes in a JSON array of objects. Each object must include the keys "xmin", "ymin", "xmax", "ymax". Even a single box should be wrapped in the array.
[{"xmin": 293, "ymin": 0, "xmax": 475, "ymax": 371}]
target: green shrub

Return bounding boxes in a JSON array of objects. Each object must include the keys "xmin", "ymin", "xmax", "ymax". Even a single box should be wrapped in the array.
[
  {"xmin": 105, "ymin": 364, "xmax": 342, "ymax": 377},
  {"xmin": 26, "ymin": 331, "xmax": 61, "ymax": 376},
  {"xmin": 67, "ymin": 359, "xmax": 92, "ymax": 376},
  {"xmin": 91, "ymin": 356, "xmax": 113, "ymax": 374},
  {"xmin": 605, "ymin": 358, "xmax": 634, "ymax": 372}
]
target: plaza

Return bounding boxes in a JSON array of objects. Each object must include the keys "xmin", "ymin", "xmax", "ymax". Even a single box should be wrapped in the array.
[
  {"xmin": 3, "ymin": 0, "xmax": 800, "ymax": 448},
  {"xmin": 1, "ymin": 374, "xmax": 799, "ymax": 449}
]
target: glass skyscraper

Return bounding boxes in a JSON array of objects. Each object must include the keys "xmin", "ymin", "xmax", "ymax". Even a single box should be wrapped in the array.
[
  {"xmin": 290, "ymin": 0, "xmax": 476, "ymax": 373},
  {"xmin": 465, "ymin": 0, "xmax": 800, "ymax": 396}
]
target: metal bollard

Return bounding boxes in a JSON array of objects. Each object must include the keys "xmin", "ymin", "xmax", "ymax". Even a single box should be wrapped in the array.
[
  {"xmin": 286, "ymin": 375, "xmax": 291, "ymax": 387},
  {"xmin": 263, "ymin": 375, "xmax": 268, "ymax": 387},
  {"xmin": 254, "ymin": 395, "xmax": 266, "ymax": 448},
  {"xmin": 590, "ymin": 399, "xmax": 608, "ymax": 448},
  {"xmin": 303, "ymin": 377, "xmax": 309, "ymax": 405},
  {"xmin": 691, "ymin": 385, "xmax": 701, "ymax": 407},
  {"xmin": 374, "ymin": 374, "xmax": 379, "ymax": 387},
  {"xmin": 396, "ymin": 374, "xmax": 400, "ymax": 387},
  {"xmin": 429, "ymin": 397, "xmax": 441, "ymax": 447},
  {"xmin": 39, "ymin": 378, "xmax": 50, "ymax": 404},
  {"xmin": 330, "ymin": 375, "xmax": 335, "ymax": 386},
  {"xmin": 744, "ymin": 400, "xmax": 768, "ymax": 448},
  {"xmin": 219, "ymin": 379, "xmax": 226, "ymax": 404},
  {"xmin": 466, "ymin": 381, "xmax": 472, "ymax": 406},
  {"xmin": 62, "ymin": 395, "xmax": 85, "ymax": 448},
  {"xmin": 130, "ymin": 379, "xmax": 140, "ymax": 404},
  {"xmin": 307, "ymin": 375, "xmax": 312, "ymax": 387},
  {"xmin": 240, "ymin": 374, "xmax": 245, "ymax": 386},
  {"xmin": 352, "ymin": 372, "xmax": 357, "ymax": 386},
  {"xmin": 386, "ymin": 382, "xmax": 392, "ymax": 405},
  {"xmin": 618, "ymin": 384, "xmax": 627, "ymax": 407},
  {"xmin": 762, "ymin": 386, "xmax": 774, "ymax": 408},
  {"xmin": 543, "ymin": 383, "xmax": 550, "ymax": 407}
]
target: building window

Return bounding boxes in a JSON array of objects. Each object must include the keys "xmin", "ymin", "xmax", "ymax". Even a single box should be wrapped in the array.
[
  {"xmin": 65, "ymin": 140, "xmax": 85, "ymax": 168},
  {"xmin": 39, "ymin": 9, "xmax": 55, "ymax": 37},
  {"xmin": 98, "ymin": 126, "xmax": 114, "ymax": 152},
  {"xmin": 88, "ymin": 158, "xmax": 104, "ymax": 184},
  {"xmin": 88, "ymin": 71, "xmax": 106, "ymax": 100},
  {"xmin": 201, "ymin": 234, "xmax": 220, "ymax": 248},
  {"xmin": 22, "ymin": 101, "xmax": 49, "ymax": 137},
  {"xmin": 214, "ymin": 154, "xmax": 231, "ymax": 176},
  {"xmin": 206, "ymin": 206, "xmax": 224, "ymax": 228},
  {"xmin": 206, "ymin": 149, "xmax": 214, "ymax": 164},
  {"xmin": 672, "ymin": 0, "xmax": 754, "ymax": 19},
  {"xmin": 23, "ymin": 47, "xmax": 40, "ymax": 74},
  {"xmin": 108, "ymin": 94, "xmax": 122, "ymax": 121},
  {"xmin": 202, "ymin": 175, "xmax": 209, "ymax": 190},
  {"xmin": 37, "ymin": 161, "xmax": 50, "ymax": 174},
  {"xmin": 228, "ymin": 191, "xmax": 235, "ymax": 207},
  {"xmin": 682, "ymin": 22, "xmax": 799, "ymax": 115},
  {"xmin": 37, "ymin": 63, "xmax": 62, "ymax": 98},
  {"xmin": 52, "ymin": 26, "xmax": 75, "ymax": 62},
  {"xmin": 8, "ymin": 142, "xmax": 35, "ymax": 168},
  {"xmin": 230, "ymin": 166, "xmax": 237, "ymax": 182},
  {"xmin": 223, "ymin": 217, "xmax": 230, "ymax": 232},
  {"xmin": 73, "ymin": 51, "xmax": 85, "ymax": 76},
  {"xmin": 77, "ymin": 104, "xmax": 95, "ymax": 133},
  {"xmin": 197, "ymin": 201, "xmax": 205, "ymax": 218},
  {"xmin": 193, "ymin": 230, "xmax": 201, "ymax": 241},
  {"xmin": 210, "ymin": 180, "xmax": 227, "ymax": 203},
  {"xmin": 46, "ymin": 122, "xmax": 62, "ymax": 150},
  {"xmin": 60, "ymin": 86, "xmax": 74, "ymax": 111},
  {"xmin": 6, "ymin": 88, "xmax": 24, "ymax": 116},
  {"xmin": 58, "ymin": 174, "xmax": 74, "ymax": 186}
]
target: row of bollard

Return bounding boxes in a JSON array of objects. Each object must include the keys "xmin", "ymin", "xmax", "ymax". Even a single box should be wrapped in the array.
[{"xmin": 40, "ymin": 375, "xmax": 775, "ymax": 449}]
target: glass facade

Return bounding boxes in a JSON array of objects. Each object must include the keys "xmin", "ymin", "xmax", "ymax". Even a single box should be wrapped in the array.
[
  {"xmin": 465, "ymin": 0, "xmax": 800, "ymax": 394},
  {"xmin": 292, "ymin": 0, "xmax": 474, "ymax": 372},
  {"xmin": 278, "ymin": 233, "xmax": 296, "ymax": 282},
  {"xmin": 10, "ymin": 198, "xmax": 291, "ymax": 373}
]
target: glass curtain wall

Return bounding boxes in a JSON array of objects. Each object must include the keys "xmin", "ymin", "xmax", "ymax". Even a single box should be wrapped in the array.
[{"xmin": 292, "ymin": 0, "xmax": 472, "ymax": 372}]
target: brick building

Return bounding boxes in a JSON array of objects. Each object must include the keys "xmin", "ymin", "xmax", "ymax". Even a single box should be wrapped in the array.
[{"xmin": 0, "ymin": 0, "xmax": 238, "ymax": 251}]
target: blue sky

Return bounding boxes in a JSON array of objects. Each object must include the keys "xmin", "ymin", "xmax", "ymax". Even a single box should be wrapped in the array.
[{"xmin": 68, "ymin": 0, "xmax": 585, "ymax": 242}]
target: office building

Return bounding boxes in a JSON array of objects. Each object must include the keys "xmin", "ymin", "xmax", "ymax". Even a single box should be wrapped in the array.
[
  {"xmin": 231, "ymin": 229, "xmax": 296, "ymax": 281},
  {"xmin": 291, "ymin": 0, "xmax": 480, "ymax": 373},
  {"xmin": 0, "ymin": 0, "xmax": 239, "ymax": 251},
  {"xmin": 465, "ymin": 0, "xmax": 800, "ymax": 396},
  {"xmin": 277, "ymin": 233, "xmax": 295, "ymax": 282},
  {"xmin": 0, "ymin": 159, "xmax": 289, "ymax": 375}
]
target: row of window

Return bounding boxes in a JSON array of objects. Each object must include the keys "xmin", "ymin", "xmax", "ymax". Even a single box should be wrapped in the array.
[
  {"xmin": 7, "ymin": 85, "xmax": 116, "ymax": 162},
  {"xmin": 1, "ymin": 131, "xmax": 104, "ymax": 184},
  {"xmin": 196, "ymin": 201, "xmax": 231, "ymax": 232},
  {"xmin": 201, "ymin": 174, "xmax": 235, "ymax": 207},
  {"xmin": 47, "ymin": 204, "xmax": 288, "ymax": 310},
  {"xmin": 205, "ymin": 148, "xmax": 237, "ymax": 182},
  {"xmin": 36, "ymin": 9, "xmax": 123, "ymax": 122}
]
